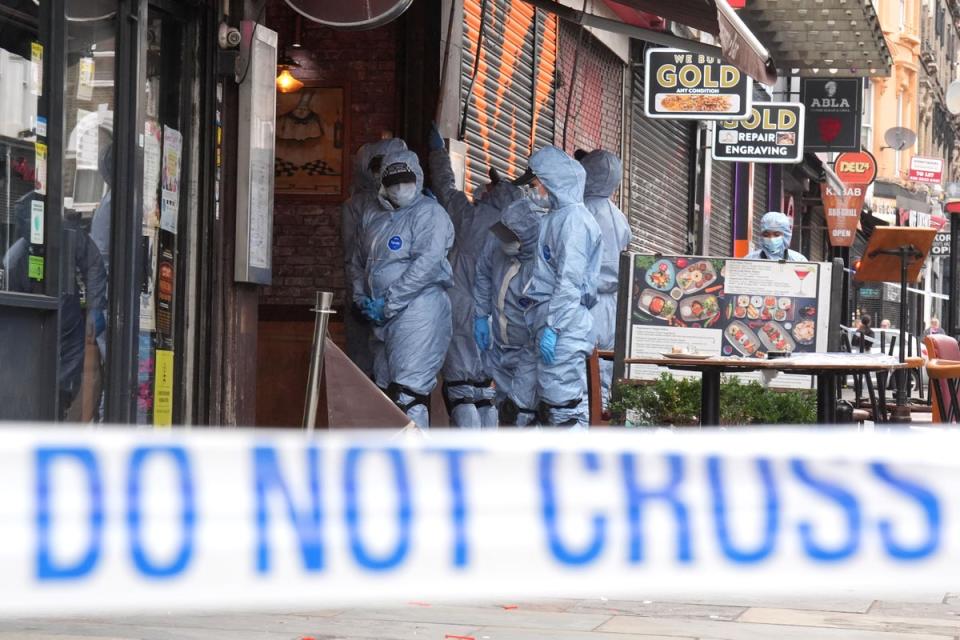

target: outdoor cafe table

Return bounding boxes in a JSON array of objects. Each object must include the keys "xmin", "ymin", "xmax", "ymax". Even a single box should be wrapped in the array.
[{"xmin": 622, "ymin": 354, "xmax": 909, "ymax": 426}]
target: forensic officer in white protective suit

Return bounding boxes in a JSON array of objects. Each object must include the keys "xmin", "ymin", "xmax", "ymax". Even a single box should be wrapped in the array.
[
  {"xmin": 341, "ymin": 138, "xmax": 408, "ymax": 376},
  {"xmin": 474, "ymin": 197, "xmax": 543, "ymax": 426},
  {"xmin": 578, "ymin": 149, "xmax": 631, "ymax": 409},
  {"xmin": 520, "ymin": 146, "xmax": 602, "ymax": 427},
  {"xmin": 348, "ymin": 149, "xmax": 455, "ymax": 428},
  {"xmin": 428, "ymin": 125, "xmax": 524, "ymax": 428}
]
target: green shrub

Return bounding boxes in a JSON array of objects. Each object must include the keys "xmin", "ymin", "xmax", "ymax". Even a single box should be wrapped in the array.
[{"xmin": 610, "ymin": 373, "xmax": 817, "ymax": 426}]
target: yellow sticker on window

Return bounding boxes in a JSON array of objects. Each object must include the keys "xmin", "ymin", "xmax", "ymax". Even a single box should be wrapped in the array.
[
  {"xmin": 30, "ymin": 42, "xmax": 43, "ymax": 97},
  {"xmin": 153, "ymin": 349, "xmax": 174, "ymax": 427}
]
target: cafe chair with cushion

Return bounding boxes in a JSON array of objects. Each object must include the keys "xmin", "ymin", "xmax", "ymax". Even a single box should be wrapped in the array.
[{"xmin": 923, "ymin": 334, "xmax": 960, "ymax": 424}]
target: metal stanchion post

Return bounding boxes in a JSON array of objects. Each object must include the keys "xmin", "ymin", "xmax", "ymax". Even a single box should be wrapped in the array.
[{"xmin": 303, "ymin": 291, "xmax": 336, "ymax": 433}]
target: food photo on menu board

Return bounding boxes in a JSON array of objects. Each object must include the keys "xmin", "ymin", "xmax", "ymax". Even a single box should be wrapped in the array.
[{"xmin": 631, "ymin": 254, "xmax": 823, "ymax": 359}]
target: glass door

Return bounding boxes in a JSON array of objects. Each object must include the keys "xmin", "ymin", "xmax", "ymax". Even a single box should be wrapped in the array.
[
  {"xmin": 60, "ymin": 0, "xmax": 117, "ymax": 421},
  {"xmin": 134, "ymin": 3, "xmax": 192, "ymax": 426}
]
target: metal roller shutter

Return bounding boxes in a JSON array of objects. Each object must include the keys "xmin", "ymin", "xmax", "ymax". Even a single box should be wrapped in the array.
[
  {"xmin": 809, "ymin": 209, "xmax": 827, "ymax": 261},
  {"xmin": 752, "ymin": 164, "xmax": 768, "ymax": 242},
  {"xmin": 709, "ymin": 158, "xmax": 734, "ymax": 257},
  {"xmin": 461, "ymin": 0, "xmax": 557, "ymax": 196},
  {"xmin": 628, "ymin": 57, "xmax": 693, "ymax": 255}
]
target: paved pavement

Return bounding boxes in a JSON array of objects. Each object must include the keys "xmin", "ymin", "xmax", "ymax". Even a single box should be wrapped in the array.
[{"xmin": 5, "ymin": 594, "xmax": 960, "ymax": 639}]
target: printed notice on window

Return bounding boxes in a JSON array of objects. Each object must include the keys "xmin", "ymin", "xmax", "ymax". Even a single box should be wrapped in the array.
[
  {"xmin": 34, "ymin": 142, "xmax": 47, "ymax": 196},
  {"xmin": 160, "ymin": 126, "xmax": 182, "ymax": 234},
  {"xmin": 724, "ymin": 259, "xmax": 818, "ymax": 298},
  {"xmin": 143, "ymin": 120, "xmax": 162, "ymax": 228}
]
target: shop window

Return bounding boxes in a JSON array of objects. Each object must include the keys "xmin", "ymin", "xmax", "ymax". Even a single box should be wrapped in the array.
[{"xmin": 0, "ymin": 0, "xmax": 50, "ymax": 295}]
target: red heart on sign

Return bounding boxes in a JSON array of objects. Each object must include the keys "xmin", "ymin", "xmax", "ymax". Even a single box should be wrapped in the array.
[{"xmin": 817, "ymin": 117, "xmax": 842, "ymax": 144}]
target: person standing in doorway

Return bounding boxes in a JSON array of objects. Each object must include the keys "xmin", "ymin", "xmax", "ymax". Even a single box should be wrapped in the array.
[
  {"xmin": 341, "ymin": 138, "xmax": 408, "ymax": 377},
  {"xmin": 348, "ymin": 150, "xmax": 454, "ymax": 428}
]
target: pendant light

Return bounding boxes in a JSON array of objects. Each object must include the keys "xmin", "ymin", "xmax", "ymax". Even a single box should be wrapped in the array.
[{"xmin": 276, "ymin": 14, "xmax": 303, "ymax": 93}]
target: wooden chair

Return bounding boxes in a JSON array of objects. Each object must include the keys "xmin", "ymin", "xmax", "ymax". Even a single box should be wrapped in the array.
[
  {"xmin": 923, "ymin": 335, "xmax": 960, "ymax": 424},
  {"xmin": 587, "ymin": 349, "xmax": 615, "ymax": 426}
]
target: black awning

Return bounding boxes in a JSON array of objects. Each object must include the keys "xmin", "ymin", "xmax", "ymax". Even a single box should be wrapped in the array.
[{"xmin": 522, "ymin": 0, "xmax": 777, "ymax": 85}]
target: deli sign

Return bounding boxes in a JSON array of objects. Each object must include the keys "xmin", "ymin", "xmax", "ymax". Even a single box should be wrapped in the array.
[
  {"xmin": 645, "ymin": 48, "xmax": 752, "ymax": 120},
  {"xmin": 712, "ymin": 102, "xmax": 804, "ymax": 163},
  {"xmin": 821, "ymin": 183, "xmax": 865, "ymax": 247},
  {"xmin": 835, "ymin": 151, "xmax": 877, "ymax": 186}
]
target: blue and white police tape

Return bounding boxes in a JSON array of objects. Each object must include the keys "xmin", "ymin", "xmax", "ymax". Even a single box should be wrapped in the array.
[{"xmin": 1, "ymin": 427, "xmax": 957, "ymax": 615}]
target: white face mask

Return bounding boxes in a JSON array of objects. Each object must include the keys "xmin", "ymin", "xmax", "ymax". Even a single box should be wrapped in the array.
[
  {"xmin": 523, "ymin": 184, "xmax": 551, "ymax": 209},
  {"xmin": 501, "ymin": 240, "xmax": 521, "ymax": 256},
  {"xmin": 385, "ymin": 182, "xmax": 418, "ymax": 208}
]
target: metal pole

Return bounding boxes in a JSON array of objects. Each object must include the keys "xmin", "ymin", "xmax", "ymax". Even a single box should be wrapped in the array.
[
  {"xmin": 303, "ymin": 291, "xmax": 335, "ymax": 432},
  {"xmin": 893, "ymin": 247, "xmax": 910, "ymax": 423},
  {"xmin": 950, "ymin": 211, "xmax": 960, "ymax": 337}
]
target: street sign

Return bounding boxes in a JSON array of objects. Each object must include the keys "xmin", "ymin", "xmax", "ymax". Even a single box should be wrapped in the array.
[
  {"xmin": 712, "ymin": 102, "xmax": 804, "ymax": 163},
  {"xmin": 908, "ymin": 156, "xmax": 943, "ymax": 184},
  {"xmin": 644, "ymin": 48, "xmax": 752, "ymax": 120},
  {"xmin": 800, "ymin": 78, "xmax": 862, "ymax": 152}
]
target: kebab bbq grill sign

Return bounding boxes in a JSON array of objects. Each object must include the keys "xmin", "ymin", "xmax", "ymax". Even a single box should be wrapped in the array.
[
  {"xmin": 712, "ymin": 102, "xmax": 805, "ymax": 163},
  {"xmin": 645, "ymin": 48, "xmax": 752, "ymax": 120}
]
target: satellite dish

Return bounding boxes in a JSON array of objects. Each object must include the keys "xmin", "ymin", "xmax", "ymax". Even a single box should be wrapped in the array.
[
  {"xmin": 947, "ymin": 80, "xmax": 960, "ymax": 115},
  {"xmin": 883, "ymin": 126, "xmax": 917, "ymax": 151},
  {"xmin": 285, "ymin": 0, "xmax": 414, "ymax": 30}
]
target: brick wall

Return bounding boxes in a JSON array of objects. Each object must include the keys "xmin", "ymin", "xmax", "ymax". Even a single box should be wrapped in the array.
[
  {"xmin": 554, "ymin": 22, "xmax": 624, "ymax": 157},
  {"xmin": 262, "ymin": 1, "xmax": 399, "ymax": 308}
]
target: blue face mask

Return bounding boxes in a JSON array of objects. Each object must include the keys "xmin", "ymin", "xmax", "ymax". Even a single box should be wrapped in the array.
[{"xmin": 761, "ymin": 235, "xmax": 786, "ymax": 256}]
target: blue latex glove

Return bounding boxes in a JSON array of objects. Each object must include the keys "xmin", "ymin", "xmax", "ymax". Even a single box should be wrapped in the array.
[
  {"xmin": 364, "ymin": 297, "xmax": 386, "ymax": 325},
  {"xmin": 93, "ymin": 310, "xmax": 106, "ymax": 336},
  {"xmin": 474, "ymin": 316, "xmax": 491, "ymax": 351},
  {"xmin": 539, "ymin": 327, "xmax": 557, "ymax": 365},
  {"xmin": 428, "ymin": 122, "xmax": 445, "ymax": 151}
]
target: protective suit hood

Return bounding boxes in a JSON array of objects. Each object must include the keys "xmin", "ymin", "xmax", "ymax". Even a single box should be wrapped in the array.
[
  {"xmin": 354, "ymin": 138, "xmax": 408, "ymax": 196},
  {"xmin": 528, "ymin": 145, "xmax": 586, "ymax": 209},
  {"xmin": 759, "ymin": 211, "xmax": 794, "ymax": 246},
  {"xmin": 378, "ymin": 149, "xmax": 424, "ymax": 210},
  {"xmin": 500, "ymin": 200, "xmax": 542, "ymax": 261},
  {"xmin": 580, "ymin": 150, "xmax": 622, "ymax": 199}
]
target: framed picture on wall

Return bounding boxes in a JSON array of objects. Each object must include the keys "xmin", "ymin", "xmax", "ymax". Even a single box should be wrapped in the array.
[{"xmin": 274, "ymin": 84, "xmax": 347, "ymax": 196}]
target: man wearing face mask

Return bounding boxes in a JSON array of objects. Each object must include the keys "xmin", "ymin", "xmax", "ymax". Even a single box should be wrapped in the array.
[
  {"xmin": 348, "ymin": 150, "xmax": 455, "ymax": 428},
  {"xmin": 519, "ymin": 146, "xmax": 602, "ymax": 427},
  {"xmin": 474, "ymin": 198, "xmax": 543, "ymax": 426},
  {"xmin": 745, "ymin": 211, "xmax": 808, "ymax": 262},
  {"xmin": 578, "ymin": 149, "xmax": 631, "ymax": 410},
  {"xmin": 428, "ymin": 124, "xmax": 523, "ymax": 428},
  {"xmin": 341, "ymin": 138, "xmax": 408, "ymax": 376}
]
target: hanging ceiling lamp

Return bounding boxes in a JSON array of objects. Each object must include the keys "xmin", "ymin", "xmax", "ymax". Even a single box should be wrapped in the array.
[{"xmin": 276, "ymin": 54, "xmax": 303, "ymax": 93}]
